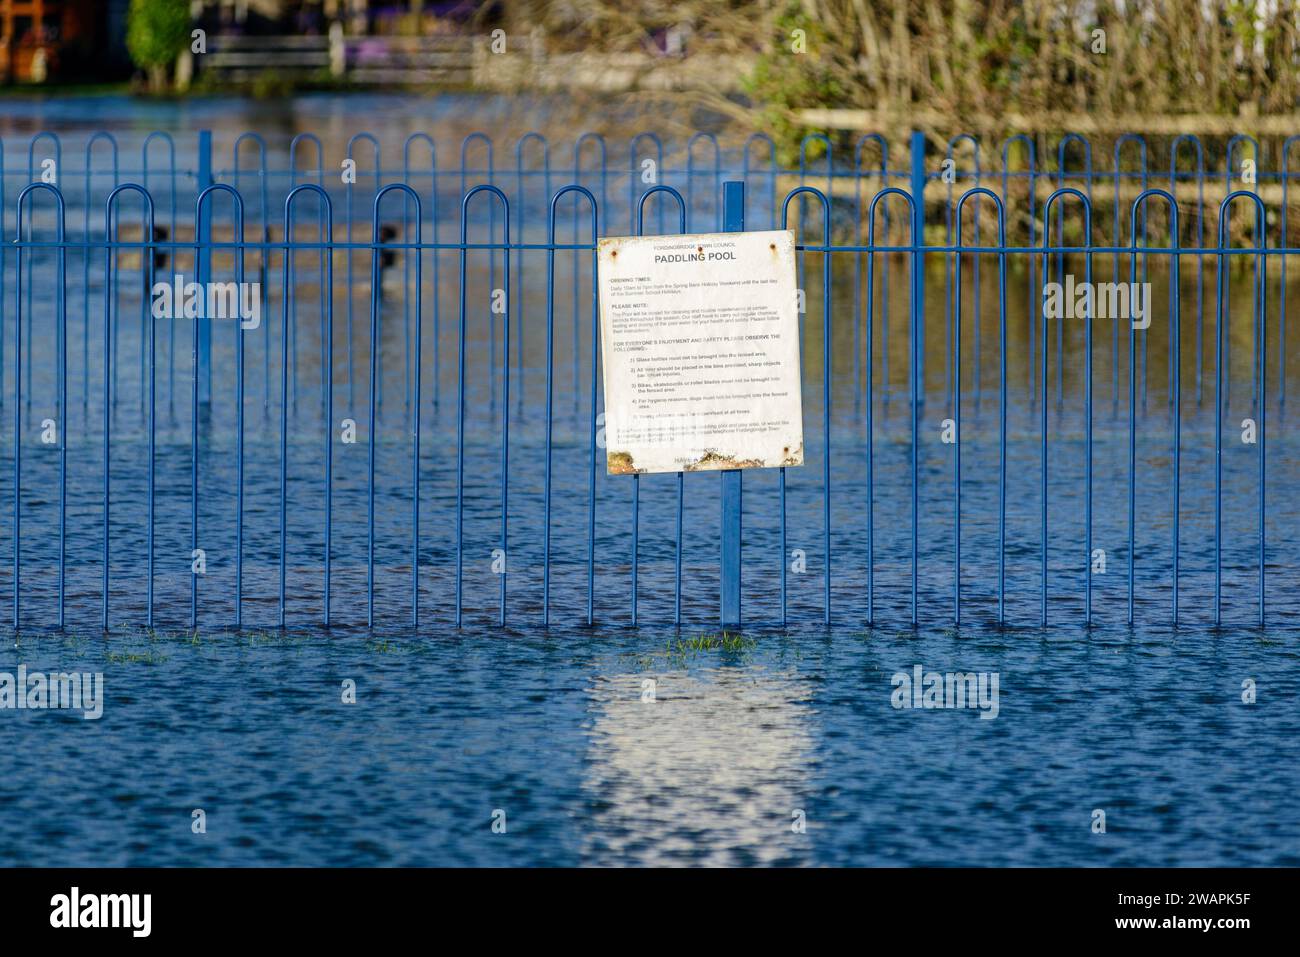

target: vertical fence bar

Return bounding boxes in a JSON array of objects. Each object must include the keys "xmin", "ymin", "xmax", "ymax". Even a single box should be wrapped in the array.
[
  {"xmin": 953, "ymin": 188, "xmax": 1006, "ymax": 626},
  {"xmin": 365, "ymin": 187, "xmax": 427, "ymax": 627},
  {"xmin": 56, "ymin": 197, "xmax": 68, "ymax": 627},
  {"xmin": 11, "ymin": 199, "xmax": 21, "ymax": 626},
  {"xmin": 720, "ymin": 180, "xmax": 744, "ymax": 628},
  {"xmin": 780, "ymin": 186, "xmax": 834, "ymax": 626},
  {"xmin": 1282, "ymin": 137, "xmax": 1298, "ymax": 408},
  {"xmin": 909, "ymin": 131, "xmax": 926, "ymax": 624},
  {"xmin": 634, "ymin": 186, "xmax": 688, "ymax": 627},
  {"xmin": 101, "ymin": 201, "xmax": 112, "ymax": 630},
  {"xmin": 542, "ymin": 187, "xmax": 598, "ymax": 626},
  {"xmin": 196, "ymin": 131, "xmax": 213, "ymax": 406},
  {"xmin": 865, "ymin": 188, "xmax": 914, "ymax": 624},
  {"xmin": 144, "ymin": 203, "xmax": 155, "ymax": 629},
  {"xmin": 455, "ymin": 185, "xmax": 510, "ymax": 628}
]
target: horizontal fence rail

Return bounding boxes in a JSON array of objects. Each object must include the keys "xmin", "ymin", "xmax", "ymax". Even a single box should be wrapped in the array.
[{"xmin": 0, "ymin": 128, "xmax": 1293, "ymax": 632}]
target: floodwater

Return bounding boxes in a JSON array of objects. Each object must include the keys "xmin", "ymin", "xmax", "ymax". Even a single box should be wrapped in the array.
[{"xmin": 0, "ymin": 93, "xmax": 1297, "ymax": 867}]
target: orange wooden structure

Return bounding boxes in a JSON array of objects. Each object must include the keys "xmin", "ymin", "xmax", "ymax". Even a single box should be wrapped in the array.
[{"xmin": 0, "ymin": 0, "xmax": 101, "ymax": 83}]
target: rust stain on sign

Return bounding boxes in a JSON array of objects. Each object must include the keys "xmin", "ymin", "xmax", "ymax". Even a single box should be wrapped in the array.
[
  {"xmin": 683, "ymin": 449, "xmax": 765, "ymax": 472},
  {"xmin": 607, "ymin": 451, "xmax": 641, "ymax": 474}
]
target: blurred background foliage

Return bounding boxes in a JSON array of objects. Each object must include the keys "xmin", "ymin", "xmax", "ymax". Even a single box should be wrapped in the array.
[{"xmin": 509, "ymin": 0, "xmax": 1300, "ymax": 163}]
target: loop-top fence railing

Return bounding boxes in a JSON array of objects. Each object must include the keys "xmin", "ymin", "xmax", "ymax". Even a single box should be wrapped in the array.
[{"xmin": 0, "ymin": 128, "xmax": 1292, "ymax": 633}]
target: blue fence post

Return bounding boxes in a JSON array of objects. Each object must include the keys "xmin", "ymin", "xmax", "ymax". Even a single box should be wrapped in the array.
[
  {"xmin": 196, "ymin": 130, "xmax": 213, "ymax": 405},
  {"xmin": 911, "ymin": 131, "xmax": 927, "ymax": 396},
  {"xmin": 721, "ymin": 180, "xmax": 744, "ymax": 627}
]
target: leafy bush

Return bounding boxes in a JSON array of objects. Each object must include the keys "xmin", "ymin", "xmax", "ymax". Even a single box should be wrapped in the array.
[
  {"xmin": 126, "ymin": 0, "xmax": 191, "ymax": 92},
  {"xmin": 742, "ymin": 4, "xmax": 845, "ymax": 166}
]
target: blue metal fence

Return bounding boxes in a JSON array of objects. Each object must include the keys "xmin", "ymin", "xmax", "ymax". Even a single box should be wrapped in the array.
[{"xmin": 0, "ymin": 127, "xmax": 1290, "ymax": 631}]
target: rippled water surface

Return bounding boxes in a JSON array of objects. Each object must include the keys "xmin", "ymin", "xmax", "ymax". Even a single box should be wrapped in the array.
[{"xmin": 2, "ymin": 622, "xmax": 1297, "ymax": 866}]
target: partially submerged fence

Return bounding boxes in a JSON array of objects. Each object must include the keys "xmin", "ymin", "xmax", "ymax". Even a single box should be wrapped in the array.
[{"xmin": 0, "ymin": 128, "xmax": 1290, "ymax": 632}]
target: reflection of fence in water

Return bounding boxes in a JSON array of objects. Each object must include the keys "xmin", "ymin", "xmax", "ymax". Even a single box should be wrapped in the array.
[{"xmin": 0, "ymin": 128, "xmax": 1288, "ymax": 632}]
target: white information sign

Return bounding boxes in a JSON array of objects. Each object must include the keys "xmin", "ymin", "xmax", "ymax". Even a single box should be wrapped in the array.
[{"xmin": 596, "ymin": 229, "xmax": 803, "ymax": 475}]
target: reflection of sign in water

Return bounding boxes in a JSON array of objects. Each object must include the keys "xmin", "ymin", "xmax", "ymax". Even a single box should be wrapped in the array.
[{"xmin": 596, "ymin": 230, "xmax": 804, "ymax": 476}]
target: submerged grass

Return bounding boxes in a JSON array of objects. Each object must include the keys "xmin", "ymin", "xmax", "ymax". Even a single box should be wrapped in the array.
[
  {"xmin": 105, "ymin": 649, "xmax": 168, "ymax": 665},
  {"xmin": 679, "ymin": 631, "xmax": 755, "ymax": 652},
  {"xmin": 666, "ymin": 631, "xmax": 757, "ymax": 662}
]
